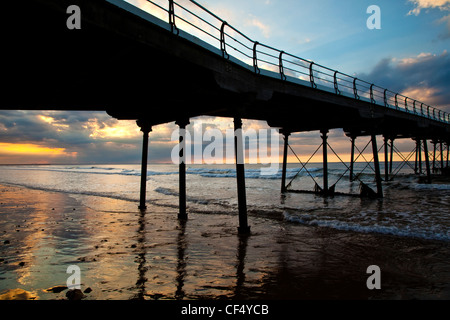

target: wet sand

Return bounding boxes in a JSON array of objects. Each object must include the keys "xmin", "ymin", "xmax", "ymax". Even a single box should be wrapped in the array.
[{"xmin": 1, "ymin": 184, "xmax": 449, "ymax": 300}]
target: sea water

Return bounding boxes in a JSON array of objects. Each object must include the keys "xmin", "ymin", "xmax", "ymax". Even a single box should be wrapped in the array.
[{"xmin": 0, "ymin": 163, "xmax": 448, "ymax": 242}]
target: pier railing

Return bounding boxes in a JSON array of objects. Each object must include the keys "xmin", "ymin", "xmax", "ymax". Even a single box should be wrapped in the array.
[{"xmin": 136, "ymin": 0, "xmax": 449, "ymax": 124}]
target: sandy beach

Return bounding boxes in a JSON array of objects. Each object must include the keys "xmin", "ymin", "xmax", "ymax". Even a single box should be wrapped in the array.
[{"xmin": 1, "ymin": 183, "xmax": 449, "ymax": 301}]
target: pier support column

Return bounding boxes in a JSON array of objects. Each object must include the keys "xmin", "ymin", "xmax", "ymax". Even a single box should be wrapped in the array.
[
  {"xmin": 415, "ymin": 139, "xmax": 423, "ymax": 175},
  {"xmin": 440, "ymin": 141, "xmax": 444, "ymax": 173},
  {"xmin": 176, "ymin": 119, "xmax": 190, "ymax": 220},
  {"xmin": 447, "ymin": 142, "xmax": 449, "ymax": 168},
  {"xmin": 419, "ymin": 139, "xmax": 423, "ymax": 174},
  {"xmin": 371, "ymin": 134, "xmax": 383, "ymax": 198},
  {"xmin": 432, "ymin": 140, "xmax": 437, "ymax": 173},
  {"xmin": 281, "ymin": 130, "xmax": 290, "ymax": 193},
  {"xmin": 423, "ymin": 139, "xmax": 432, "ymax": 184},
  {"xmin": 389, "ymin": 138, "xmax": 394, "ymax": 174},
  {"xmin": 414, "ymin": 140, "xmax": 418, "ymax": 174},
  {"xmin": 321, "ymin": 129, "xmax": 329, "ymax": 193},
  {"xmin": 234, "ymin": 117, "xmax": 250, "ymax": 234},
  {"xmin": 384, "ymin": 136, "xmax": 389, "ymax": 182},
  {"xmin": 137, "ymin": 120, "xmax": 152, "ymax": 211},
  {"xmin": 349, "ymin": 135, "xmax": 356, "ymax": 182}
]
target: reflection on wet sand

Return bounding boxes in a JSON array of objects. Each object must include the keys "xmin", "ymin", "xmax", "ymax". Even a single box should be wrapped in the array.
[
  {"xmin": 175, "ymin": 220, "xmax": 187, "ymax": 300},
  {"xmin": 0, "ymin": 184, "xmax": 96, "ymax": 300},
  {"xmin": 234, "ymin": 234, "xmax": 248, "ymax": 299},
  {"xmin": 133, "ymin": 210, "xmax": 147, "ymax": 300},
  {"xmin": 1, "ymin": 184, "xmax": 450, "ymax": 300},
  {"xmin": 130, "ymin": 212, "xmax": 252, "ymax": 300},
  {"xmin": 132, "ymin": 210, "xmax": 189, "ymax": 300}
]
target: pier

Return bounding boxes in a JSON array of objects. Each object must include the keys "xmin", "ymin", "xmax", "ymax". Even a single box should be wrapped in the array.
[{"xmin": 1, "ymin": 0, "xmax": 449, "ymax": 234}]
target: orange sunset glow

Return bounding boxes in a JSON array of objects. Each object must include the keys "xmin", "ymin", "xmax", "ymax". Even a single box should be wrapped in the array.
[{"xmin": 0, "ymin": 143, "xmax": 77, "ymax": 157}]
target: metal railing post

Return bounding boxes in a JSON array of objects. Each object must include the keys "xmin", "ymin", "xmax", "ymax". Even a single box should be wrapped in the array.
[
  {"xmin": 310, "ymin": 62, "xmax": 317, "ymax": 88},
  {"xmin": 353, "ymin": 78, "xmax": 359, "ymax": 99},
  {"xmin": 370, "ymin": 84, "xmax": 375, "ymax": 104},
  {"xmin": 279, "ymin": 51, "xmax": 286, "ymax": 80},
  {"xmin": 220, "ymin": 21, "xmax": 229, "ymax": 59},
  {"xmin": 334, "ymin": 71, "xmax": 340, "ymax": 95},
  {"xmin": 253, "ymin": 41, "xmax": 260, "ymax": 74},
  {"xmin": 168, "ymin": 0, "xmax": 178, "ymax": 34}
]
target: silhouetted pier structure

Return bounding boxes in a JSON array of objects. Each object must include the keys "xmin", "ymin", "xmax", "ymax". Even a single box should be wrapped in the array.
[{"xmin": 2, "ymin": 0, "xmax": 449, "ymax": 234}]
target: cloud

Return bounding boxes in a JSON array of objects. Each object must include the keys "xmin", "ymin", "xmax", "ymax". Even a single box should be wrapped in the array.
[
  {"xmin": 0, "ymin": 111, "xmax": 112, "ymax": 146},
  {"xmin": 125, "ymin": 0, "xmax": 168, "ymax": 21},
  {"xmin": 407, "ymin": 1, "xmax": 450, "ymax": 39},
  {"xmin": 0, "ymin": 111, "xmax": 146, "ymax": 164},
  {"xmin": 357, "ymin": 50, "xmax": 450, "ymax": 112},
  {"xmin": 84, "ymin": 118, "xmax": 140, "ymax": 140},
  {"xmin": 408, "ymin": 0, "xmax": 450, "ymax": 15},
  {"xmin": 245, "ymin": 16, "xmax": 271, "ymax": 38},
  {"xmin": 437, "ymin": 14, "xmax": 450, "ymax": 39}
]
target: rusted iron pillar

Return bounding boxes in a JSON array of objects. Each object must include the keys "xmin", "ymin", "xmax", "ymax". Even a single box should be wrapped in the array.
[
  {"xmin": 371, "ymin": 134, "xmax": 383, "ymax": 198},
  {"xmin": 234, "ymin": 117, "xmax": 250, "ymax": 234},
  {"xmin": 137, "ymin": 120, "xmax": 152, "ymax": 211},
  {"xmin": 176, "ymin": 119, "xmax": 190, "ymax": 220},
  {"xmin": 281, "ymin": 130, "xmax": 290, "ymax": 193}
]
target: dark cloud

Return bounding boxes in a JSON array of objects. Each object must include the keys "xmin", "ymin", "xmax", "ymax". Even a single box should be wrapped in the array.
[
  {"xmin": 0, "ymin": 110, "xmax": 144, "ymax": 164},
  {"xmin": 0, "ymin": 111, "xmax": 106, "ymax": 145},
  {"xmin": 72, "ymin": 142, "xmax": 141, "ymax": 164},
  {"xmin": 356, "ymin": 51, "xmax": 450, "ymax": 111}
]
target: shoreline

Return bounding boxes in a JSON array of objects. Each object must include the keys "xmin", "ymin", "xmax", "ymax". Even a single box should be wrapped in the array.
[{"xmin": 1, "ymin": 183, "xmax": 450, "ymax": 300}]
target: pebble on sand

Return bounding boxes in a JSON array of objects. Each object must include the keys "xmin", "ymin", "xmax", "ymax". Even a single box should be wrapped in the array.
[
  {"xmin": 66, "ymin": 289, "xmax": 85, "ymax": 300},
  {"xmin": 45, "ymin": 285, "xmax": 68, "ymax": 293},
  {"xmin": 83, "ymin": 287, "xmax": 92, "ymax": 294}
]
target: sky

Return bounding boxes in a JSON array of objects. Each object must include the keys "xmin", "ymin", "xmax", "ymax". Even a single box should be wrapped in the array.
[{"xmin": 0, "ymin": 0, "xmax": 449, "ymax": 164}]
